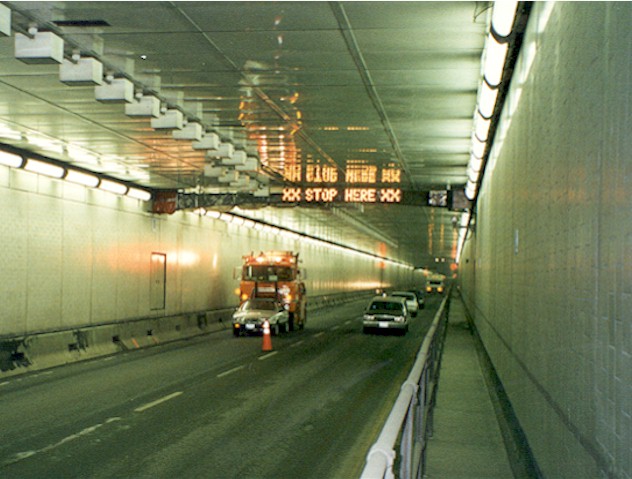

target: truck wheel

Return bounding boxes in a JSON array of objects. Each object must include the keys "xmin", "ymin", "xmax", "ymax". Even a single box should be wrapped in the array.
[{"xmin": 288, "ymin": 314, "xmax": 295, "ymax": 332}]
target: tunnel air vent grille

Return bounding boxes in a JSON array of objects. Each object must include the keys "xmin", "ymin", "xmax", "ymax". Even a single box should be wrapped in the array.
[{"xmin": 52, "ymin": 20, "xmax": 111, "ymax": 27}]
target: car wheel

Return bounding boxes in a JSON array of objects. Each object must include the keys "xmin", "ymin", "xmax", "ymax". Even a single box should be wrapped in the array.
[
  {"xmin": 272, "ymin": 323, "xmax": 279, "ymax": 336},
  {"xmin": 363, "ymin": 327, "xmax": 370, "ymax": 334},
  {"xmin": 233, "ymin": 328, "xmax": 240, "ymax": 337}
]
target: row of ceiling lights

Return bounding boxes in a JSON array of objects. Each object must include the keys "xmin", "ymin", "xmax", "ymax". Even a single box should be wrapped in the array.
[
  {"xmin": 197, "ymin": 207, "xmax": 415, "ymax": 270},
  {"xmin": 457, "ymin": 1, "xmax": 522, "ymax": 264},
  {"xmin": 465, "ymin": 0, "xmax": 520, "ymax": 201},
  {"xmin": 0, "ymin": 149, "xmax": 151, "ymax": 201}
]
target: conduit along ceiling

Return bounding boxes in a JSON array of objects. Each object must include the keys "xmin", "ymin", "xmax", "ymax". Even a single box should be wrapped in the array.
[{"xmin": 0, "ymin": 1, "xmax": 495, "ymax": 273}]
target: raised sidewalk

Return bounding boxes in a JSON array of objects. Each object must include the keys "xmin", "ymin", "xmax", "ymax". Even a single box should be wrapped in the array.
[{"xmin": 423, "ymin": 296, "xmax": 515, "ymax": 478}]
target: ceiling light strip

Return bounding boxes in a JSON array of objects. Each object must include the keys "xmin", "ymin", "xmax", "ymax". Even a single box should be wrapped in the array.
[
  {"xmin": 199, "ymin": 209, "xmax": 413, "ymax": 270},
  {"xmin": 0, "ymin": 146, "xmax": 152, "ymax": 201}
]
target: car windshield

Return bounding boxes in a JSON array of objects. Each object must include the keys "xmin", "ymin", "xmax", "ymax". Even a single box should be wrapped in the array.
[
  {"xmin": 241, "ymin": 299, "xmax": 277, "ymax": 311},
  {"xmin": 368, "ymin": 301, "xmax": 404, "ymax": 313}
]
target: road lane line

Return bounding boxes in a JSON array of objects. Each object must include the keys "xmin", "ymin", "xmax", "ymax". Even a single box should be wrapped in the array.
[
  {"xmin": 5, "ymin": 417, "xmax": 122, "ymax": 466},
  {"xmin": 290, "ymin": 340, "xmax": 305, "ymax": 348},
  {"xmin": 0, "ymin": 381, "xmax": 9, "ymax": 387},
  {"xmin": 314, "ymin": 332, "xmax": 325, "ymax": 338},
  {"xmin": 217, "ymin": 365, "xmax": 245, "ymax": 378},
  {"xmin": 134, "ymin": 391, "xmax": 183, "ymax": 413},
  {"xmin": 331, "ymin": 325, "xmax": 340, "ymax": 331},
  {"xmin": 258, "ymin": 351, "xmax": 279, "ymax": 361}
]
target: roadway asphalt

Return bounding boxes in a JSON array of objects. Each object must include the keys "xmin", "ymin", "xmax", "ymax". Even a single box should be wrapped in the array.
[{"xmin": 0, "ymin": 295, "xmax": 444, "ymax": 479}]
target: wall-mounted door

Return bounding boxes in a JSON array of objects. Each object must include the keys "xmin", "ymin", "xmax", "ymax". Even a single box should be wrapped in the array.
[{"xmin": 150, "ymin": 253, "xmax": 166, "ymax": 310}]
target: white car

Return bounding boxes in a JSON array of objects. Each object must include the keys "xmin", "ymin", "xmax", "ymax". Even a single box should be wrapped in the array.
[
  {"xmin": 232, "ymin": 298, "xmax": 290, "ymax": 336},
  {"xmin": 363, "ymin": 296, "xmax": 410, "ymax": 335},
  {"xmin": 390, "ymin": 291, "xmax": 419, "ymax": 317}
]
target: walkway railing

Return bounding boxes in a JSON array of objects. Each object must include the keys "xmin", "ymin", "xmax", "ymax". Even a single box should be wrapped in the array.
[{"xmin": 360, "ymin": 291, "xmax": 451, "ymax": 479}]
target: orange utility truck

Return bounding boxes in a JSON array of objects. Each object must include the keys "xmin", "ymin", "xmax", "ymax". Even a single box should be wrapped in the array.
[{"xmin": 238, "ymin": 251, "xmax": 307, "ymax": 331}]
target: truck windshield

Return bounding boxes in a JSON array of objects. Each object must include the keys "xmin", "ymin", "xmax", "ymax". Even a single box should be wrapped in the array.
[{"xmin": 243, "ymin": 265, "xmax": 294, "ymax": 281}]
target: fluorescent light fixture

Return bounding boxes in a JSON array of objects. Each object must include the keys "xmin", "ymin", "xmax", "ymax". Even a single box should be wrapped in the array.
[
  {"xmin": 469, "ymin": 155, "xmax": 484, "ymax": 171},
  {"xmin": 492, "ymin": 0, "xmax": 519, "ymax": 38},
  {"xmin": 0, "ymin": 150, "xmax": 23, "ymax": 168},
  {"xmin": 465, "ymin": 181, "xmax": 477, "ymax": 200},
  {"xmin": 231, "ymin": 216, "xmax": 245, "ymax": 227},
  {"xmin": 474, "ymin": 113, "xmax": 491, "ymax": 142},
  {"xmin": 99, "ymin": 179, "xmax": 128, "ymax": 195},
  {"xmin": 471, "ymin": 138, "xmax": 486, "ymax": 159},
  {"xmin": 483, "ymin": 35, "xmax": 509, "ymax": 87},
  {"xmin": 478, "ymin": 81, "xmax": 499, "ymax": 119},
  {"xmin": 467, "ymin": 167, "xmax": 479, "ymax": 183},
  {"xmin": 243, "ymin": 219, "xmax": 255, "ymax": 229},
  {"xmin": 127, "ymin": 187, "xmax": 152, "ymax": 201},
  {"xmin": 65, "ymin": 169, "xmax": 100, "ymax": 187},
  {"xmin": 24, "ymin": 159, "xmax": 65, "ymax": 178},
  {"xmin": 205, "ymin": 210, "xmax": 221, "ymax": 219}
]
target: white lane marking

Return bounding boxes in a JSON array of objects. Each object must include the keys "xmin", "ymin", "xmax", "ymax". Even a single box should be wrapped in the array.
[
  {"xmin": 331, "ymin": 325, "xmax": 340, "ymax": 331},
  {"xmin": 217, "ymin": 365, "xmax": 245, "ymax": 378},
  {"xmin": 314, "ymin": 332, "xmax": 325, "ymax": 338},
  {"xmin": 134, "ymin": 391, "xmax": 183, "ymax": 413},
  {"xmin": 5, "ymin": 417, "xmax": 122, "ymax": 466},
  {"xmin": 290, "ymin": 340, "xmax": 305, "ymax": 348},
  {"xmin": 258, "ymin": 351, "xmax": 279, "ymax": 361},
  {"xmin": 344, "ymin": 320, "xmax": 352, "ymax": 325},
  {"xmin": 0, "ymin": 381, "xmax": 9, "ymax": 387}
]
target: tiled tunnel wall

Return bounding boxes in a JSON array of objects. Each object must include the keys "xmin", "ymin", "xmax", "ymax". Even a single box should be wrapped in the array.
[
  {"xmin": 0, "ymin": 166, "xmax": 418, "ymax": 338},
  {"xmin": 459, "ymin": 3, "xmax": 632, "ymax": 478}
]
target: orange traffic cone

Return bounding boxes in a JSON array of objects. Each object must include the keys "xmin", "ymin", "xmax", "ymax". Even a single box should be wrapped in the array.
[{"xmin": 262, "ymin": 320, "xmax": 273, "ymax": 352}]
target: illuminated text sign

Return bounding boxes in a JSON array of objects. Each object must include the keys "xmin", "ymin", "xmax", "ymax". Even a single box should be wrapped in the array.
[{"xmin": 282, "ymin": 163, "xmax": 402, "ymax": 204}]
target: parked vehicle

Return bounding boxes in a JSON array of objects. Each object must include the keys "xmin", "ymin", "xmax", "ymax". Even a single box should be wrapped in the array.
[
  {"xmin": 362, "ymin": 295, "xmax": 410, "ymax": 335},
  {"xmin": 232, "ymin": 298, "xmax": 290, "ymax": 336},
  {"xmin": 390, "ymin": 291, "xmax": 419, "ymax": 317}
]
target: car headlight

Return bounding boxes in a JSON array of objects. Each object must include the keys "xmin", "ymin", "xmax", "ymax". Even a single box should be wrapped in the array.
[
  {"xmin": 394, "ymin": 316, "xmax": 405, "ymax": 322},
  {"xmin": 364, "ymin": 314, "xmax": 375, "ymax": 321}
]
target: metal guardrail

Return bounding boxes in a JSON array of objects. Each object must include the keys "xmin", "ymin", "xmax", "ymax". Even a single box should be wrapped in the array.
[{"xmin": 360, "ymin": 291, "xmax": 451, "ymax": 479}]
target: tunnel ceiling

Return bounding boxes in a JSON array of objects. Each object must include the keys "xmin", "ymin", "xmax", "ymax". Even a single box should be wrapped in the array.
[{"xmin": 0, "ymin": 1, "xmax": 489, "ymax": 272}]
